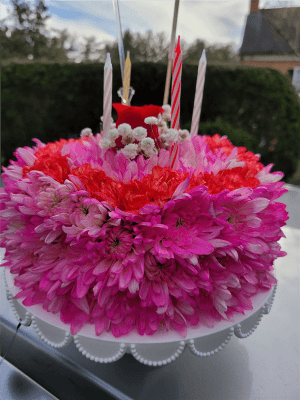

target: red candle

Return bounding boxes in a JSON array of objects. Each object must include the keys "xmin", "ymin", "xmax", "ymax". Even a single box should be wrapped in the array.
[{"xmin": 171, "ymin": 36, "xmax": 182, "ymax": 130}]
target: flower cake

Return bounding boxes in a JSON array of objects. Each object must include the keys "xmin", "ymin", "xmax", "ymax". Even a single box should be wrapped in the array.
[{"xmin": 0, "ymin": 103, "xmax": 289, "ymax": 338}]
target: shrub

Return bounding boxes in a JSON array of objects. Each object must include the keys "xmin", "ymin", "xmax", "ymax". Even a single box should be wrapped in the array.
[
  {"xmin": 196, "ymin": 120, "xmax": 256, "ymax": 150},
  {"xmin": 2, "ymin": 63, "xmax": 300, "ymax": 179}
]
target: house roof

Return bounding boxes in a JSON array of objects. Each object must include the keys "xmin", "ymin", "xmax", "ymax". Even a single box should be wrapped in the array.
[{"xmin": 240, "ymin": 7, "xmax": 300, "ymax": 56}]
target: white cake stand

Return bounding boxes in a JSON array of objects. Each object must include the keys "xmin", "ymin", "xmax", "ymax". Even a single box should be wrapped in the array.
[{"xmin": 4, "ymin": 268, "xmax": 276, "ymax": 366}]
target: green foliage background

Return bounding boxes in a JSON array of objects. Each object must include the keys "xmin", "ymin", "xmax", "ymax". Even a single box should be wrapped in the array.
[{"xmin": 2, "ymin": 62, "xmax": 300, "ymax": 180}]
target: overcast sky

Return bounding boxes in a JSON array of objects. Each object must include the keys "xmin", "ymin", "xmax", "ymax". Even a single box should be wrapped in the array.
[{"xmin": 1, "ymin": 0, "xmax": 300, "ymax": 58}]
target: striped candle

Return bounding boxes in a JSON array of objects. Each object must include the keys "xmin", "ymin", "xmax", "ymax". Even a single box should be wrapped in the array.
[
  {"xmin": 190, "ymin": 49, "xmax": 207, "ymax": 137},
  {"xmin": 103, "ymin": 53, "xmax": 112, "ymax": 138},
  {"xmin": 122, "ymin": 51, "xmax": 131, "ymax": 105},
  {"xmin": 163, "ymin": 0, "xmax": 180, "ymax": 105},
  {"xmin": 171, "ymin": 36, "xmax": 182, "ymax": 130}
]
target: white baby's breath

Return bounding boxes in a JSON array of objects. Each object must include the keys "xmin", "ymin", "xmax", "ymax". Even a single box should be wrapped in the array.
[
  {"xmin": 157, "ymin": 120, "xmax": 168, "ymax": 133},
  {"xmin": 121, "ymin": 143, "xmax": 139, "ymax": 159},
  {"xmin": 178, "ymin": 129, "xmax": 190, "ymax": 142},
  {"xmin": 132, "ymin": 127, "xmax": 147, "ymax": 141},
  {"xmin": 161, "ymin": 105, "xmax": 171, "ymax": 121},
  {"xmin": 144, "ymin": 117, "xmax": 158, "ymax": 125},
  {"xmin": 166, "ymin": 129, "xmax": 179, "ymax": 144},
  {"xmin": 118, "ymin": 123, "xmax": 132, "ymax": 136},
  {"xmin": 143, "ymin": 148, "xmax": 156, "ymax": 158},
  {"xmin": 141, "ymin": 137, "xmax": 155, "ymax": 151},
  {"xmin": 108, "ymin": 128, "xmax": 119, "ymax": 141},
  {"xmin": 162, "ymin": 105, "xmax": 171, "ymax": 114},
  {"xmin": 121, "ymin": 132, "xmax": 135, "ymax": 145},
  {"xmin": 80, "ymin": 128, "xmax": 93, "ymax": 138},
  {"xmin": 159, "ymin": 133, "xmax": 167, "ymax": 145},
  {"xmin": 100, "ymin": 139, "xmax": 112, "ymax": 149}
]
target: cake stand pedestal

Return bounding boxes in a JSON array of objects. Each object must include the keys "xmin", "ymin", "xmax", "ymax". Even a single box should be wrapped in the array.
[{"xmin": 4, "ymin": 268, "xmax": 276, "ymax": 367}]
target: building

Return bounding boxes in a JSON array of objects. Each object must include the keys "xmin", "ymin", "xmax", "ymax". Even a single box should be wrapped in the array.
[{"xmin": 240, "ymin": 0, "xmax": 300, "ymax": 74}]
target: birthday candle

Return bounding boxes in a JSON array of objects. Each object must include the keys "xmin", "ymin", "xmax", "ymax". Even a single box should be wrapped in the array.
[
  {"xmin": 122, "ymin": 51, "xmax": 131, "ymax": 105},
  {"xmin": 163, "ymin": 0, "xmax": 180, "ymax": 105},
  {"xmin": 103, "ymin": 53, "xmax": 112, "ymax": 138},
  {"xmin": 190, "ymin": 49, "xmax": 207, "ymax": 137},
  {"xmin": 112, "ymin": 0, "xmax": 125, "ymax": 82},
  {"xmin": 169, "ymin": 36, "xmax": 182, "ymax": 169},
  {"xmin": 171, "ymin": 36, "xmax": 182, "ymax": 130}
]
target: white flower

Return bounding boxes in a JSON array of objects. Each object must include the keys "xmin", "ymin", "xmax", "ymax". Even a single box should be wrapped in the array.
[
  {"xmin": 141, "ymin": 137, "xmax": 155, "ymax": 151},
  {"xmin": 132, "ymin": 127, "xmax": 147, "ymax": 141},
  {"xmin": 121, "ymin": 132, "xmax": 135, "ymax": 145},
  {"xmin": 118, "ymin": 123, "xmax": 132, "ymax": 136},
  {"xmin": 143, "ymin": 148, "xmax": 156, "ymax": 158},
  {"xmin": 121, "ymin": 144, "xmax": 139, "ymax": 159},
  {"xmin": 80, "ymin": 128, "xmax": 93, "ymax": 138},
  {"xmin": 166, "ymin": 129, "xmax": 179, "ymax": 144},
  {"xmin": 144, "ymin": 117, "xmax": 158, "ymax": 125},
  {"xmin": 161, "ymin": 105, "xmax": 171, "ymax": 121},
  {"xmin": 159, "ymin": 134, "xmax": 167, "ymax": 145},
  {"xmin": 157, "ymin": 120, "xmax": 168, "ymax": 133},
  {"xmin": 100, "ymin": 139, "xmax": 112, "ymax": 149},
  {"xmin": 162, "ymin": 105, "xmax": 171, "ymax": 114},
  {"xmin": 108, "ymin": 128, "xmax": 119, "ymax": 141},
  {"xmin": 178, "ymin": 129, "xmax": 190, "ymax": 142}
]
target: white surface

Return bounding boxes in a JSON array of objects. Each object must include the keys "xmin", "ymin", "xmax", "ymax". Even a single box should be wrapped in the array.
[{"xmin": 0, "ymin": 360, "xmax": 59, "ymax": 400}]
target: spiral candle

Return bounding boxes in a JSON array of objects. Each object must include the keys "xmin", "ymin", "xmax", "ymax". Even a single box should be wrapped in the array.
[
  {"xmin": 190, "ymin": 49, "xmax": 207, "ymax": 137},
  {"xmin": 171, "ymin": 36, "xmax": 182, "ymax": 130},
  {"xmin": 103, "ymin": 53, "xmax": 112, "ymax": 138},
  {"xmin": 122, "ymin": 51, "xmax": 131, "ymax": 105}
]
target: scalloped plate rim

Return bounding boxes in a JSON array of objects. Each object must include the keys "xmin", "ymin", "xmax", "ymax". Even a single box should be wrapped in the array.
[{"xmin": 5, "ymin": 268, "xmax": 274, "ymax": 344}]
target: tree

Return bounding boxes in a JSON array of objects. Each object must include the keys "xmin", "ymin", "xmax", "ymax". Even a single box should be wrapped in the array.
[
  {"xmin": 82, "ymin": 36, "xmax": 103, "ymax": 63},
  {"xmin": 183, "ymin": 39, "xmax": 238, "ymax": 64},
  {"xmin": 9, "ymin": 0, "xmax": 50, "ymax": 59},
  {"xmin": 97, "ymin": 29, "xmax": 170, "ymax": 64},
  {"xmin": 182, "ymin": 39, "xmax": 206, "ymax": 64},
  {"xmin": 45, "ymin": 28, "xmax": 77, "ymax": 63},
  {"xmin": 95, "ymin": 29, "xmax": 238, "ymax": 65},
  {"xmin": 0, "ymin": 22, "xmax": 32, "ymax": 59},
  {"xmin": 1, "ymin": 0, "xmax": 74, "ymax": 63},
  {"xmin": 1, "ymin": 2, "xmax": 239, "ymax": 66}
]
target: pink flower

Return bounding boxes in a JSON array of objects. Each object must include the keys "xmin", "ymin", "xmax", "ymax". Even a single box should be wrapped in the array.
[
  {"xmin": 1, "ymin": 128, "xmax": 289, "ymax": 339},
  {"xmin": 62, "ymin": 195, "xmax": 111, "ymax": 242},
  {"xmin": 105, "ymin": 226, "xmax": 133, "ymax": 259}
]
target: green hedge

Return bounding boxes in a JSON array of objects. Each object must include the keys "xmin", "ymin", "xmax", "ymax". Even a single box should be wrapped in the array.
[
  {"xmin": 196, "ymin": 120, "xmax": 256, "ymax": 150},
  {"xmin": 2, "ymin": 62, "xmax": 300, "ymax": 179}
]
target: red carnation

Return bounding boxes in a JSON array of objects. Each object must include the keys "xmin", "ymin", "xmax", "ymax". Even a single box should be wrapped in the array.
[
  {"xmin": 189, "ymin": 166, "xmax": 260, "ymax": 194},
  {"xmin": 71, "ymin": 164, "xmax": 122, "ymax": 207},
  {"xmin": 142, "ymin": 166, "xmax": 189, "ymax": 203},
  {"xmin": 23, "ymin": 152, "xmax": 71, "ymax": 183},
  {"xmin": 205, "ymin": 134, "xmax": 234, "ymax": 156}
]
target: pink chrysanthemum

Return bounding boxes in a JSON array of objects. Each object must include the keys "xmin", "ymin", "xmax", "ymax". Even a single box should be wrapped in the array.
[{"xmin": 0, "ymin": 116, "xmax": 289, "ymax": 338}]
